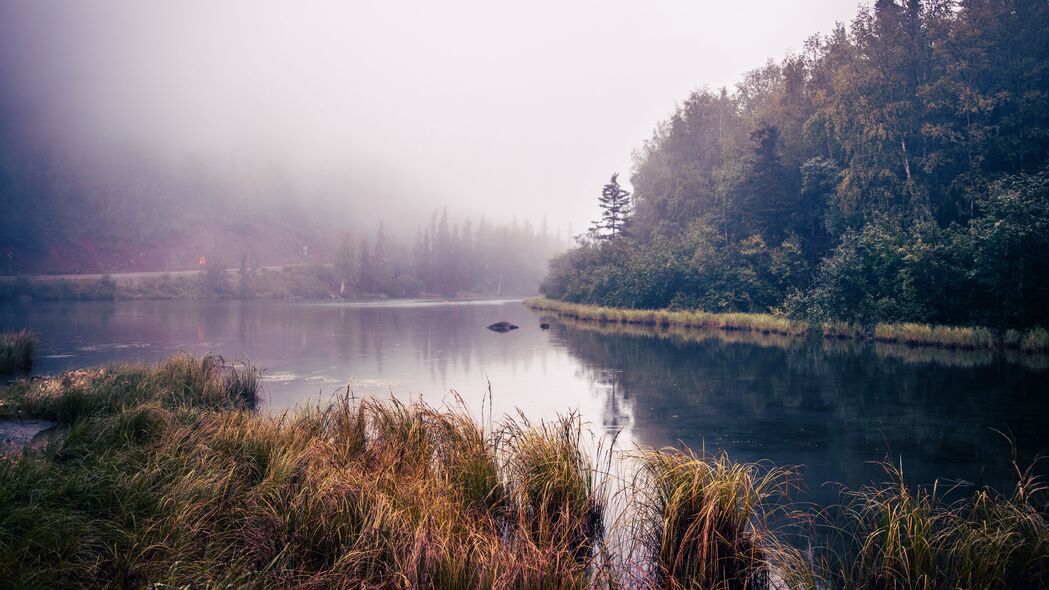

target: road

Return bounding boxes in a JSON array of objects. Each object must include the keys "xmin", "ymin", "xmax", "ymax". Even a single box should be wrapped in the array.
[{"xmin": 0, "ymin": 265, "xmax": 304, "ymax": 282}]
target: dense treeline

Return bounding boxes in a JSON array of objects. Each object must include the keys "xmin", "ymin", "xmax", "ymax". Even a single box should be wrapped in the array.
[
  {"xmin": 335, "ymin": 209, "xmax": 567, "ymax": 297},
  {"xmin": 543, "ymin": 0, "xmax": 1049, "ymax": 329},
  {"xmin": 0, "ymin": 211, "xmax": 565, "ymax": 301}
]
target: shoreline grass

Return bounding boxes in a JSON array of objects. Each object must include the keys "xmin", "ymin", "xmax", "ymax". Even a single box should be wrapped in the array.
[
  {"xmin": 1, "ymin": 354, "xmax": 1047, "ymax": 588},
  {"xmin": 527, "ymin": 297, "xmax": 1049, "ymax": 354},
  {"xmin": 0, "ymin": 330, "xmax": 34, "ymax": 375},
  {"xmin": 873, "ymin": 322, "xmax": 995, "ymax": 350},
  {"xmin": 524, "ymin": 297, "xmax": 810, "ymax": 337}
]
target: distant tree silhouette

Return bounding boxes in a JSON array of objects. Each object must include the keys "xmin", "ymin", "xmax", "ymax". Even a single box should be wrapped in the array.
[{"xmin": 589, "ymin": 173, "xmax": 632, "ymax": 240}]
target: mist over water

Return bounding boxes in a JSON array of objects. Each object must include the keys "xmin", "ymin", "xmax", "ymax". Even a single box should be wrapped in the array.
[{"xmin": 0, "ymin": 0, "xmax": 860, "ymax": 235}]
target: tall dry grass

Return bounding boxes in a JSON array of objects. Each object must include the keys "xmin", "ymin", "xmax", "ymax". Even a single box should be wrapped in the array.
[
  {"xmin": 530, "ymin": 298, "xmax": 1049, "ymax": 356},
  {"xmin": 622, "ymin": 449, "xmax": 795, "ymax": 589},
  {"xmin": 525, "ymin": 298, "xmax": 810, "ymax": 337},
  {"xmin": 1, "ymin": 354, "xmax": 1047, "ymax": 588},
  {"xmin": 0, "ymin": 330, "xmax": 34, "ymax": 374},
  {"xmin": 872, "ymin": 323, "xmax": 995, "ymax": 350},
  {"xmin": 805, "ymin": 461, "xmax": 1049, "ymax": 590}
]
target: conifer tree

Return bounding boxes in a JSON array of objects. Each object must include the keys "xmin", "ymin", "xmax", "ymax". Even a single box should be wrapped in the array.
[{"xmin": 589, "ymin": 173, "xmax": 632, "ymax": 240}]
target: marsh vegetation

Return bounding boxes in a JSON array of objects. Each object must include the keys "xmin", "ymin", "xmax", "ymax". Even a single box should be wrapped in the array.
[
  {"xmin": 1, "ymin": 354, "xmax": 1047, "ymax": 588},
  {"xmin": 527, "ymin": 297, "xmax": 1049, "ymax": 353},
  {"xmin": 0, "ymin": 330, "xmax": 33, "ymax": 374}
]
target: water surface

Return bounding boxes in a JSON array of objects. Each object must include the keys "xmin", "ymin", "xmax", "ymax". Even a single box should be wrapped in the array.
[{"xmin": 2, "ymin": 298, "xmax": 1047, "ymax": 507}]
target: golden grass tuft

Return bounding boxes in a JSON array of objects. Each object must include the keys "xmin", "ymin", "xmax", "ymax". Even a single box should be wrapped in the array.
[
  {"xmin": 1020, "ymin": 327, "xmax": 1049, "ymax": 354},
  {"xmin": 0, "ymin": 329, "xmax": 34, "ymax": 374},
  {"xmin": 525, "ymin": 297, "xmax": 810, "ymax": 337},
  {"xmin": 624, "ymin": 449, "xmax": 795, "ymax": 589},
  {"xmin": 820, "ymin": 321, "xmax": 866, "ymax": 340},
  {"xmin": 873, "ymin": 323, "xmax": 995, "ymax": 350}
]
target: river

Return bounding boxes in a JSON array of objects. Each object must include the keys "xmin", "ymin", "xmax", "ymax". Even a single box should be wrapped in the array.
[{"xmin": 2, "ymin": 298, "xmax": 1047, "ymax": 507}]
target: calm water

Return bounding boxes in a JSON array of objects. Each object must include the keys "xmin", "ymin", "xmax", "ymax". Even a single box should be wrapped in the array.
[{"xmin": 3, "ymin": 298, "xmax": 1048, "ymax": 507}]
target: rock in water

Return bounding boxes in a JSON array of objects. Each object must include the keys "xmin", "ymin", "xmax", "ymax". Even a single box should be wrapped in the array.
[{"xmin": 486, "ymin": 321, "xmax": 519, "ymax": 332}]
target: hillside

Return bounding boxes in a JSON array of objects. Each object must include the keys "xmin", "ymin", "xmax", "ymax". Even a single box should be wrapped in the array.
[{"xmin": 543, "ymin": 0, "xmax": 1049, "ymax": 329}]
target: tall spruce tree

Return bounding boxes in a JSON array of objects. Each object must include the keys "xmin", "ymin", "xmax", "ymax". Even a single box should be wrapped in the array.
[{"xmin": 590, "ymin": 173, "xmax": 632, "ymax": 240}]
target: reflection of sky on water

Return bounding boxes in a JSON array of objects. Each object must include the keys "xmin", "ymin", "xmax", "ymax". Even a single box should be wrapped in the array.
[
  {"xmin": 0, "ymin": 299, "xmax": 632, "ymax": 444},
  {"xmin": 3, "ymin": 298, "xmax": 1048, "ymax": 507}
]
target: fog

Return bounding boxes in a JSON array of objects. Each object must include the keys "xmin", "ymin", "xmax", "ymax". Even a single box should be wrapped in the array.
[{"xmin": 0, "ymin": 0, "xmax": 860, "ymax": 235}]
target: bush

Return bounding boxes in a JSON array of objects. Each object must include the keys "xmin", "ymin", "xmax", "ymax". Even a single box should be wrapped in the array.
[{"xmin": 541, "ymin": 223, "xmax": 809, "ymax": 314}]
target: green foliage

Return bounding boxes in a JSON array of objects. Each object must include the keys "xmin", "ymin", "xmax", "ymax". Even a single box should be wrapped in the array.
[
  {"xmin": 542, "ymin": 222, "xmax": 810, "ymax": 314},
  {"xmin": 547, "ymin": 0, "xmax": 1049, "ymax": 329},
  {"xmin": 788, "ymin": 173, "xmax": 1049, "ymax": 327},
  {"xmin": 964, "ymin": 173, "xmax": 1049, "ymax": 327},
  {"xmin": 785, "ymin": 218, "xmax": 932, "ymax": 324}
]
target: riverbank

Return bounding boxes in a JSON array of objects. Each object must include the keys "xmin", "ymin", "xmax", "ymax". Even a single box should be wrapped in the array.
[
  {"xmin": 0, "ymin": 265, "xmax": 337, "ymax": 302},
  {"xmin": 0, "ymin": 267, "xmax": 529, "ymax": 303},
  {"xmin": 1, "ymin": 354, "xmax": 1046, "ymax": 588},
  {"xmin": 526, "ymin": 297, "xmax": 1049, "ymax": 353}
]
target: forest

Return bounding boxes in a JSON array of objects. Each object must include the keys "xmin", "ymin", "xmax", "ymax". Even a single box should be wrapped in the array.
[
  {"xmin": 0, "ymin": 210, "xmax": 566, "ymax": 301},
  {"xmin": 542, "ymin": 0, "xmax": 1049, "ymax": 329},
  {"xmin": 0, "ymin": 100, "xmax": 567, "ymax": 290},
  {"xmin": 331, "ymin": 210, "xmax": 566, "ymax": 297}
]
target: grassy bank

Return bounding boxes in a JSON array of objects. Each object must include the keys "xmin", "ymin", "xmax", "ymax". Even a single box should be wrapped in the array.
[
  {"xmin": 0, "ymin": 330, "xmax": 34, "ymax": 375},
  {"xmin": 872, "ymin": 322, "xmax": 996, "ymax": 350},
  {"xmin": 527, "ymin": 297, "xmax": 1049, "ymax": 353},
  {"xmin": 525, "ymin": 297, "xmax": 811, "ymax": 337},
  {"xmin": 1, "ymin": 355, "xmax": 1047, "ymax": 588}
]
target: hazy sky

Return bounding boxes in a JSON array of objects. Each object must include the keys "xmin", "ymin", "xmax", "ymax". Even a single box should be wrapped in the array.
[{"xmin": 0, "ymin": 0, "xmax": 862, "ymax": 233}]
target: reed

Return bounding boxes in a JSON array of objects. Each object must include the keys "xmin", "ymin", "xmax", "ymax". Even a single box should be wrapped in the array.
[
  {"xmin": 525, "ymin": 297, "xmax": 810, "ymax": 337},
  {"xmin": 501, "ymin": 412, "xmax": 607, "ymax": 559},
  {"xmin": 1020, "ymin": 327, "xmax": 1049, "ymax": 354},
  {"xmin": 873, "ymin": 322, "xmax": 996, "ymax": 350},
  {"xmin": 820, "ymin": 321, "xmax": 865, "ymax": 340},
  {"xmin": 4, "ymin": 352, "xmax": 258, "ymax": 423},
  {"xmin": 528, "ymin": 298, "xmax": 1049, "ymax": 355},
  {"xmin": 0, "ymin": 357, "xmax": 610, "ymax": 588},
  {"xmin": 0, "ymin": 330, "xmax": 34, "ymax": 374},
  {"xmin": 625, "ymin": 449, "xmax": 793, "ymax": 589},
  {"xmin": 811, "ymin": 461, "xmax": 1049, "ymax": 590},
  {"xmin": 1, "ymin": 354, "xmax": 1046, "ymax": 589}
]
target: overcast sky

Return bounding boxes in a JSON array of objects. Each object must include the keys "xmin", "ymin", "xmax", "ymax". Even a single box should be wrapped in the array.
[{"xmin": 0, "ymin": 0, "xmax": 862, "ymax": 234}]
